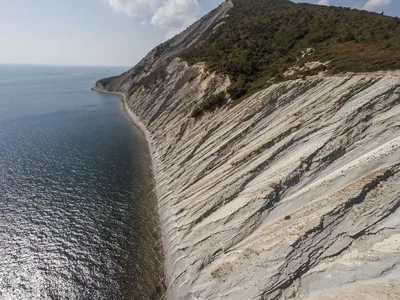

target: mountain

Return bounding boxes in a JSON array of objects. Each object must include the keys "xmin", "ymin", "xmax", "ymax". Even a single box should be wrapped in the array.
[
  {"xmin": 99, "ymin": 0, "xmax": 400, "ymax": 102},
  {"xmin": 182, "ymin": 0, "xmax": 400, "ymax": 99},
  {"xmin": 96, "ymin": 1, "xmax": 400, "ymax": 299}
]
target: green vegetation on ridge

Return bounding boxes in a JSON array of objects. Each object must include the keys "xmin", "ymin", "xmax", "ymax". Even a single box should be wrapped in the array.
[{"xmin": 182, "ymin": 0, "xmax": 400, "ymax": 101}]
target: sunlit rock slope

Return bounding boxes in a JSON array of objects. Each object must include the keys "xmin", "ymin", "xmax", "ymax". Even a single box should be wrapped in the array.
[{"xmin": 95, "ymin": 1, "xmax": 400, "ymax": 299}]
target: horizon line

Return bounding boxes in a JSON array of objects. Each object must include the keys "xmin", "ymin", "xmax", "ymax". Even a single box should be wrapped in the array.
[{"xmin": 0, "ymin": 62, "xmax": 132, "ymax": 69}]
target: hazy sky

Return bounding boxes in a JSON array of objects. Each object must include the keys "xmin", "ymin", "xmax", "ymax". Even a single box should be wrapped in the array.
[{"xmin": 0, "ymin": 0, "xmax": 398, "ymax": 67}]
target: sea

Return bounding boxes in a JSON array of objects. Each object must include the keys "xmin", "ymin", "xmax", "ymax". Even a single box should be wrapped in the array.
[{"xmin": 0, "ymin": 65, "xmax": 163, "ymax": 300}]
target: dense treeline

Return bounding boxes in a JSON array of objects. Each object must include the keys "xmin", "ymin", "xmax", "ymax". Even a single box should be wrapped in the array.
[{"xmin": 182, "ymin": 0, "xmax": 400, "ymax": 101}]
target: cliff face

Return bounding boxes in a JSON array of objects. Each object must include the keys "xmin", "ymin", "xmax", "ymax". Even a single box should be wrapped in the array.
[
  {"xmin": 96, "ymin": 2, "xmax": 400, "ymax": 300},
  {"xmin": 96, "ymin": 0, "xmax": 233, "ymax": 94}
]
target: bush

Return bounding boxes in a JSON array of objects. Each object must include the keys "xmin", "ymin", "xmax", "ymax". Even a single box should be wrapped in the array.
[{"xmin": 191, "ymin": 92, "xmax": 228, "ymax": 118}]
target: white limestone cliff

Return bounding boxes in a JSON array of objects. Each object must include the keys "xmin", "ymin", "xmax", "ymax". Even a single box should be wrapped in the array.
[
  {"xmin": 97, "ymin": 57, "xmax": 400, "ymax": 299},
  {"xmin": 95, "ymin": 2, "xmax": 400, "ymax": 298}
]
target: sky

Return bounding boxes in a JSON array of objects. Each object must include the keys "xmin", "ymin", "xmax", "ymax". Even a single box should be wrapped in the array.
[{"xmin": 0, "ymin": 0, "xmax": 399, "ymax": 67}]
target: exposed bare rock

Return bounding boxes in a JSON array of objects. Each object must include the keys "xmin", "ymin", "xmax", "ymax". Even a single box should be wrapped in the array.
[
  {"xmin": 96, "ymin": 55, "xmax": 400, "ymax": 299},
  {"xmin": 95, "ymin": 0, "xmax": 232, "ymax": 94},
  {"xmin": 93, "ymin": 1, "xmax": 400, "ymax": 298},
  {"xmin": 284, "ymin": 61, "xmax": 328, "ymax": 78}
]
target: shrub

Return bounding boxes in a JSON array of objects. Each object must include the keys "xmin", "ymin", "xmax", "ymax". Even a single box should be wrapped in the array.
[{"xmin": 191, "ymin": 92, "xmax": 228, "ymax": 118}]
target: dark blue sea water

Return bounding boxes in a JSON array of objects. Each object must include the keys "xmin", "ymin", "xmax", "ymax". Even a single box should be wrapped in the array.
[{"xmin": 0, "ymin": 65, "xmax": 162, "ymax": 300}]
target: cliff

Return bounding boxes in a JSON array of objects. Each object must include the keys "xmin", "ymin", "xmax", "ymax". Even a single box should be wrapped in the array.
[{"xmin": 96, "ymin": 1, "xmax": 400, "ymax": 299}]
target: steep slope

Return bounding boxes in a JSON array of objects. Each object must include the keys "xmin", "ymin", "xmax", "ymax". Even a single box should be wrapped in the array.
[
  {"xmin": 96, "ymin": 0, "xmax": 233, "ymax": 94},
  {"xmin": 182, "ymin": 0, "xmax": 400, "ymax": 100},
  {"xmin": 95, "ymin": 1, "xmax": 400, "ymax": 299}
]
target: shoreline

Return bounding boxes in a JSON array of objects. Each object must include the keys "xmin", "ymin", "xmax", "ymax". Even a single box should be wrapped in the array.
[
  {"xmin": 92, "ymin": 87, "xmax": 167, "ymax": 298},
  {"xmin": 92, "ymin": 87, "xmax": 158, "ymax": 178}
]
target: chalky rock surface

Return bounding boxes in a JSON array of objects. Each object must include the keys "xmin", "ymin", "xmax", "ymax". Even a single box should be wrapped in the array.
[{"xmin": 96, "ymin": 2, "xmax": 400, "ymax": 299}]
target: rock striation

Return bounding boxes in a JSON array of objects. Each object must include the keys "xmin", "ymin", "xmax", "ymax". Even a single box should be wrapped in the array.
[{"xmin": 95, "ymin": 2, "xmax": 400, "ymax": 299}]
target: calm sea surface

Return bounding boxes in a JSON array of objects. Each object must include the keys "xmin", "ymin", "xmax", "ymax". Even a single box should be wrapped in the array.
[{"xmin": 0, "ymin": 65, "xmax": 162, "ymax": 299}]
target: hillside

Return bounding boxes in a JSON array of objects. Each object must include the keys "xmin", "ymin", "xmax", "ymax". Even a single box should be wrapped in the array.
[
  {"xmin": 182, "ymin": 0, "xmax": 400, "ymax": 100},
  {"xmin": 98, "ymin": 0, "xmax": 400, "ymax": 108},
  {"xmin": 95, "ymin": 1, "xmax": 400, "ymax": 299}
]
